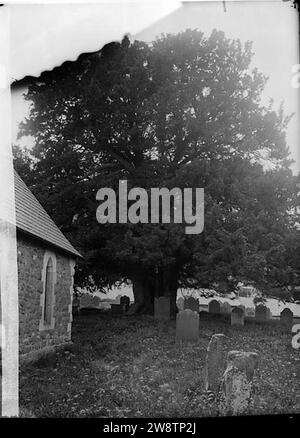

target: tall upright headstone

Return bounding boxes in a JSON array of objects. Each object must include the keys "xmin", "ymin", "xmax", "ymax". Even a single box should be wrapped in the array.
[
  {"xmin": 205, "ymin": 333, "xmax": 227, "ymax": 392},
  {"xmin": 120, "ymin": 295, "xmax": 130, "ymax": 312},
  {"xmin": 184, "ymin": 297, "xmax": 199, "ymax": 312},
  {"xmin": 255, "ymin": 305, "xmax": 267, "ymax": 322},
  {"xmin": 231, "ymin": 307, "xmax": 245, "ymax": 327},
  {"xmin": 280, "ymin": 308, "xmax": 293, "ymax": 326},
  {"xmin": 176, "ymin": 309, "xmax": 199, "ymax": 342},
  {"xmin": 154, "ymin": 297, "xmax": 170, "ymax": 320}
]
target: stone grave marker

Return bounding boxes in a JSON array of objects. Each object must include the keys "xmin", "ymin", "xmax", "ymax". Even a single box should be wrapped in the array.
[
  {"xmin": 205, "ymin": 333, "xmax": 227, "ymax": 392},
  {"xmin": 280, "ymin": 308, "xmax": 293, "ymax": 325},
  {"xmin": 184, "ymin": 297, "xmax": 199, "ymax": 312},
  {"xmin": 208, "ymin": 299, "xmax": 221, "ymax": 315},
  {"xmin": 154, "ymin": 297, "xmax": 170, "ymax": 320},
  {"xmin": 120, "ymin": 295, "xmax": 130, "ymax": 312},
  {"xmin": 245, "ymin": 307, "xmax": 255, "ymax": 318},
  {"xmin": 176, "ymin": 309, "xmax": 199, "ymax": 342},
  {"xmin": 255, "ymin": 304, "xmax": 267, "ymax": 322},
  {"xmin": 220, "ymin": 350, "xmax": 259, "ymax": 415},
  {"xmin": 231, "ymin": 307, "xmax": 245, "ymax": 327}
]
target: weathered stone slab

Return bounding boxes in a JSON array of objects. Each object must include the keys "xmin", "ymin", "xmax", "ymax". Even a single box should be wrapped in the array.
[
  {"xmin": 208, "ymin": 299, "xmax": 221, "ymax": 315},
  {"xmin": 205, "ymin": 333, "xmax": 227, "ymax": 392},
  {"xmin": 176, "ymin": 309, "xmax": 199, "ymax": 342},
  {"xmin": 255, "ymin": 304, "xmax": 267, "ymax": 322},
  {"xmin": 184, "ymin": 297, "xmax": 199, "ymax": 312},
  {"xmin": 120, "ymin": 295, "xmax": 130, "ymax": 311},
  {"xmin": 154, "ymin": 297, "xmax": 170, "ymax": 320},
  {"xmin": 245, "ymin": 307, "xmax": 255, "ymax": 318},
  {"xmin": 220, "ymin": 350, "xmax": 259, "ymax": 415},
  {"xmin": 231, "ymin": 307, "xmax": 245, "ymax": 327},
  {"xmin": 280, "ymin": 308, "xmax": 293, "ymax": 325}
]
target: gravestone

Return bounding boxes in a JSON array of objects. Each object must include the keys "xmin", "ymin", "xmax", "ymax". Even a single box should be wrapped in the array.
[
  {"xmin": 245, "ymin": 307, "xmax": 255, "ymax": 318},
  {"xmin": 120, "ymin": 295, "xmax": 130, "ymax": 312},
  {"xmin": 231, "ymin": 307, "xmax": 245, "ymax": 327},
  {"xmin": 184, "ymin": 297, "xmax": 199, "ymax": 312},
  {"xmin": 177, "ymin": 297, "xmax": 184, "ymax": 311},
  {"xmin": 255, "ymin": 304, "xmax": 267, "ymax": 322},
  {"xmin": 220, "ymin": 302, "xmax": 231, "ymax": 315},
  {"xmin": 176, "ymin": 309, "xmax": 199, "ymax": 342},
  {"xmin": 205, "ymin": 333, "xmax": 227, "ymax": 393},
  {"xmin": 154, "ymin": 297, "xmax": 170, "ymax": 320},
  {"xmin": 209, "ymin": 299, "xmax": 221, "ymax": 315},
  {"xmin": 266, "ymin": 308, "xmax": 272, "ymax": 320},
  {"xmin": 280, "ymin": 308, "xmax": 293, "ymax": 325},
  {"xmin": 220, "ymin": 350, "xmax": 259, "ymax": 415}
]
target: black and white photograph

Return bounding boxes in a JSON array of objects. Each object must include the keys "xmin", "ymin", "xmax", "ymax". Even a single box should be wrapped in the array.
[{"xmin": 0, "ymin": 0, "xmax": 300, "ymax": 424}]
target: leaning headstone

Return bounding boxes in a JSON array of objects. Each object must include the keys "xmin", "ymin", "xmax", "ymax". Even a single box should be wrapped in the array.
[
  {"xmin": 255, "ymin": 304, "xmax": 267, "ymax": 322},
  {"xmin": 205, "ymin": 333, "xmax": 227, "ymax": 393},
  {"xmin": 220, "ymin": 350, "xmax": 259, "ymax": 415},
  {"xmin": 176, "ymin": 309, "xmax": 199, "ymax": 342},
  {"xmin": 120, "ymin": 295, "xmax": 130, "ymax": 312},
  {"xmin": 154, "ymin": 297, "xmax": 170, "ymax": 320},
  {"xmin": 209, "ymin": 300, "xmax": 221, "ymax": 315},
  {"xmin": 280, "ymin": 308, "xmax": 293, "ymax": 325},
  {"xmin": 220, "ymin": 302, "xmax": 231, "ymax": 315},
  {"xmin": 184, "ymin": 297, "xmax": 199, "ymax": 312},
  {"xmin": 231, "ymin": 307, "xmax": 245, "ymax": 327},
  {"xmin": 177, "ymin": 297, "xmax": 184, "ymax": 311}
]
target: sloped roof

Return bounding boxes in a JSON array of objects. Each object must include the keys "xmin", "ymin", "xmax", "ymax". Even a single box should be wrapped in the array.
[{"xmin": 14, "ymin": 171, "xmax": 81, "ymax": 258}]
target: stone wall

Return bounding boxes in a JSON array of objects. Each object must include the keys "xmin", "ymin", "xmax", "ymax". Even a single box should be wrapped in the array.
[{"xmin": 17, "ymin": 234, "xmax": 75, "ymax": 360}]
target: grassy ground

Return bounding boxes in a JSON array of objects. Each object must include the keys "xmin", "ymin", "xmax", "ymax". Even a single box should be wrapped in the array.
[{"xmin": 19, "ymin": 312, "xmax": 300, "ymax": 418}]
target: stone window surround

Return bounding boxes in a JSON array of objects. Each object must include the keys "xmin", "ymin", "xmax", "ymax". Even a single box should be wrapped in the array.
[
  {"xmin": 39, "ymin": 250, "xmax": 57, "ymax": 331},
  {"xmin": 67, "ymin": 259, "xmax": 76, "ymax": 334}
]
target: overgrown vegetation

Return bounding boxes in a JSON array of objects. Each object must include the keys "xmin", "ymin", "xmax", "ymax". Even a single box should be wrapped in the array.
[{"xmin": 19, "ymin": 313, "xmax": 300, "ymax": 417}]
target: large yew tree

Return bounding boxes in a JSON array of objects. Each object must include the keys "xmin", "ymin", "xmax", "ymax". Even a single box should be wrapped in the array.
[{"xmin": 16, "ymin": 30, "xmax": 299, "ymax": 315}]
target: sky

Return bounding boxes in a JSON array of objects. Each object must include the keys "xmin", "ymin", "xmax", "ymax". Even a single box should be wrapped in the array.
[{"xmin": 9, "ymin": 0, "xmax": 300, "ymax": 173}]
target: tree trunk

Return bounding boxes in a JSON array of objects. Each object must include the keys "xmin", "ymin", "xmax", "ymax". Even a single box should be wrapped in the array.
[
  {"xmin": 131, "ymin": 265, "xmax": 178, "ymax": 318},
  {"xmin": 131, "ymin": 271, "xmax": 155, "ymax": 315}
]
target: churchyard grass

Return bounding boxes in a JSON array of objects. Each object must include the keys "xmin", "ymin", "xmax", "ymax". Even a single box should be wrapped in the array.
[{"xmin": 19, "ymin": 312, "xmax": 300, "ymax": 418}]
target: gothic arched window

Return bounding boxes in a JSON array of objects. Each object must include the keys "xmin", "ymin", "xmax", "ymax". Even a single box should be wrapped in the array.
[{"xmin": 43, "ymin": 257, "xmax": 54, "ymax": 326}]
